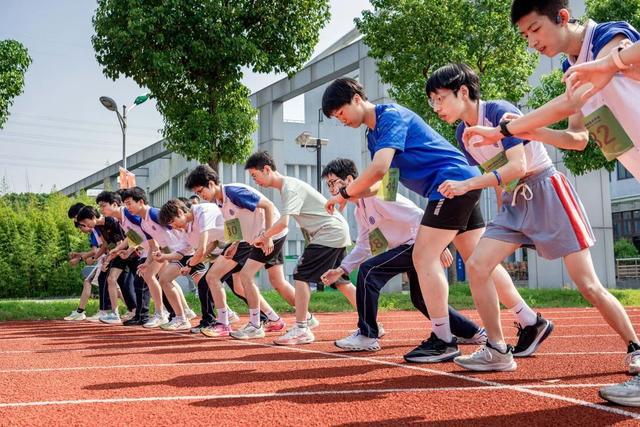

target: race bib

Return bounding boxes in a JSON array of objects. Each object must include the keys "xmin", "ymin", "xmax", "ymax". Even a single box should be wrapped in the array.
[
  {"xmin": 584, "ymin": 105, "xmax": 634, "ymax": 161},
  {"xmin": 125, "ymin": 229, "xmax": 143, "ymax": 248},
  {"xmin": 223, "ymin": 218, "xmax": 243, "ymax": 242},
  {"xmin": 160, "ymin": 246, "xmax": 172, "ymax": 255},
  {"xmin": 368, "ymin": 227, "xmax": 389, "ymax": 256},
  {"xmin": 480, "ymin": 151, "xmax": 519, "ymax": 193},
  {"xmin": 377, "ymin": 168, "xmax": 399, "ymax": 201}
]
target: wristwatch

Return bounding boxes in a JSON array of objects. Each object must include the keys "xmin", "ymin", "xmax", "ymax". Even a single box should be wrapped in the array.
[
  {"xmin": 339, "ymin": 186, "xmax": 351, "ymax": 199},
  {"xmin": 612, "ymin": 45, "xmax": 631, "ymax": 70},
  {"xmin": 499, "ymin": 119, "xmax": 513, "ymax": 137}
]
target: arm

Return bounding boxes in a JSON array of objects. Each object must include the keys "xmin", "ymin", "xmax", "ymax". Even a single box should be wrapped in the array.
[
  {"xmin": 188, "ymin": 231, "xmax": 209, "ymax": 266},
  {"xmin": 261, "ymin": 214, "xmax": 289, "ymax": 241}
]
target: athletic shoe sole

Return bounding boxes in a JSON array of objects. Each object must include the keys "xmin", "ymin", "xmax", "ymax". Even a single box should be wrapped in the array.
[
  {"xmin": 403, "ymin": 349, "xmax": 461, "ymax": 363},
  {"xmin": 230, "ymin": 332, "xmax": 266, "ymax": 340},
  {"xmin": 274, "ymin": 337, "xmax": 314, "ymax": 346},
  {"xmin": 453, "ymin": 358, "xmax": 518, "ymax": 372},
  {"xmin": 334, "ymin": 341, "xmax": 380, "ymax": 352},
  {"xmin": 513, "ymin": 320, "xmax": 554, "ymax": 358},
  {"xmin": 598, "ymin": 390, "xmax": 640, "ymax": 407}
]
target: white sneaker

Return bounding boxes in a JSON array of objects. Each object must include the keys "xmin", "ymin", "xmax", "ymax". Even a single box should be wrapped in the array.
[
  {"xmin": 99, "ymin": 312, "xmax": 122, "ymax": 325},
  {"xmin": 86, "ymin": 310, "xmax": 108, "ymax": 323},
  {"xmin": 626, "ymin": 350, "xmax": 640, "ymax": 374},
  {"xmin": 185, "ymin": 308, "xmax": 197, "ymax": 321},
  {"xmin": 160, "ymin": 317, "xmax": 191, "ymax": 331},
  {"xmin": 377, "ymin": 323, "xmax": 386, "ymax": 338},
  {"xmin": 230, "ymin": 323, "xmax": 266, "ymax": 340},
  {"xmin": 335, "ymin": 330, "xmax": 380, "ymax": 352},
  {"xmin": 274, "ymin": 326, "xmax": 315, "ymax": 346},
  {"xmin": 307, "ymin": 313, "xmax": 320, "ymax": 329},
  {"xmin": 454, "ymin": 343, "xmax": 517, "ymax": 372},
  {"xmin": 229, "ymin": 310, "xmax": 240, "ymax": 323},
  {"xmin": 456, "ymin": 327, "xmax": 488, "ymax": 345},
  {"xmin": 143, "ymin": 313, "xmax": 169, "ymax": 329},
  {"xmin": 121, "ymin": 311, "xmax": 135, "ymax": 321},
  {"xmin": 599, "ymin": 375, "xmax": 640, "ymax": 406},
  {"xmin": 64, "ymin": 310, "xmax": 86, "ymax": 321}
]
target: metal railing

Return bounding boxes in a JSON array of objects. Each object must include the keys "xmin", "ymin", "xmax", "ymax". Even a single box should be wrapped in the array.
[{"xmin": 616, "ymin": 258, "xmax": 640, "ymax": 279}]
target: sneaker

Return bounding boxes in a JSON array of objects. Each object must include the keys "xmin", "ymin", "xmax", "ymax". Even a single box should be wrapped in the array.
[
  {"xmin": 599, "ymin": 375, "xmax": 640, "ymax": 406},
  {"xmin": 625, "ymin": 345, "xmax": 640, "ymax": 374},
  {"xmin": 335, "ymin": 329, "xmax": 380, "ymax": 352},
  {"xmin": 229, "ymin": 310, "xmax": 240, "ymax": 324},
  {"xmin": 121, "ymin": 310, "xmax": 136, "ymax": 321},
  {"xmin": 143, "ymin": 313, "xmax": 169, "ymax": 329},
  {"xmin": 264, "ymin": 318, "xmax": 286, "ymax": 333},
  {"xmin": 307, "ymin": 313, "xmax": 320, "ymax": 329},
  {"xmin": 190, "ymin": 323, "xmax": 208, "ymax": 334},
  {"xmin": 86, "ymin": 310, "xmax": 108, "ymax": 323},
  {"xmin": 274, "ymin": 326, "xmax": 315, "ymax": 346},
  {"xmin": 377, "ymin": 322, "xmax": 386, "ymax": 338},
  {"xmin": 230, "ymin": 323, "xmax": 266, "ymax": 340},
  {"xmin": 201, "ymin": 323, "xmax": 232, "ymax": 338},
  {"xmin": 160, "ymin": 317, "xmax": 192, "ymax": 331},
  {"xmin": 453, "ymin": 342, "xmax": 518, "ymax": 372},
  {"xmin": 456, "ymin": 327, "xmax": 488, "ymax": 345},
  {"xmin": 123, "ymin": 317, "xmax": 146, "ymax": 326},
  {"xmin": 99, "ymin": 312, "xmax": 122, "ymax": 325},
  {"xmin": 64, "ymin": 310, "xmax": 86, "ymax": 321},
  {"xmin": 403, "ymin": 333, "xmax": 460, "ymax": 363},
  {"xmin": 185, "ymin": 308, "xmax": 197, "ymax": 321},
  {"xmin": 512, "ymin": 313, "xmax": 554, "ymax": 357}
]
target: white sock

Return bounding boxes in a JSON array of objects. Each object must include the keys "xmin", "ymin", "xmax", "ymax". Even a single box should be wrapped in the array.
[
  {"xmin": 510, "ymin": 300, "xmax": 537, "ymax": 327},
  {"xmin": 249, "ymin": 309, "xmax": 261, "ymax": 327},
  {"xmin": 175, "ymin": 315, "xmax": 185, "ymax": 322},
  {"xmin": 489, "ymin": 340, "xmax": 507, "ymax": 353},
  {"xmin": 431, "ymin": 316, "xmax": 452, "ymax": 342},
  {"xmin": 265, "ymin": 309, "xmax": 280, "ymax": 322},
  {"xmin": 217, "ymin": 308, "xmax": 229, "ymax": 326},
  {"xmin": 297, "ymin": 320, "xmax": 308, "ymax": 329}
]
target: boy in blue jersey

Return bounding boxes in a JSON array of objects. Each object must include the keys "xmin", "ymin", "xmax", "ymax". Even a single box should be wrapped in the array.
[
  {"xmin": 465, "ymin": 0, "xmax": 640, "ymax": 180},
  {"xmin": 322, "ymin": 78, "xmax": 503, "ymax": 363}
]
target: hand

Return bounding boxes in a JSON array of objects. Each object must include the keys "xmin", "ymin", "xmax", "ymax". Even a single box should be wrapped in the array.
[
  {"xmin": 462, "ymin": 125, "xmax": 503, "ymax": 147},
  {"xmin": 69, "ymin": 257, "xmax": 80, "ymax": 267},
  {"xmin": 440, "ymin": 248, "xmax": 453, "ymax": 268},
  {"xmin": 437, "ymin": 180, "xmax": 470, "ymax": 199},
  {"xmin": 320, "ymin": 268, "xmax": 344, "ymax": 286},
  {"xmin": 137, "ymin": 263, "xmax": 148, "ymax": 276},
  {"xmin": 224, "ymin": 242, "xmax": 239, "ymax": 259},
  {"xmin": 261, "ymin": 236, "xmax": 274, "ymax": 256},
  {"xmin": 118, "ymin": 249, "xmax": 131, "ymax": 259},
  {"xmin": 85, "ymin": 256, "xmax": 95, "ymax": 265},
  {"xmin": 68, "ymin": 251, "xmax": 78, "ymax": 260},
  {"xmin": 152, "ymin": 251, "xmax": 166, "ymax": 262},
  {"xmin": 180, "ymin": 266, "xmax": 191, "ymax": 276},
  {"xmin": 100, "ymin": 262, "xmax": 109, "ymax": 272},
  {"xmin": 325, "ymin": 194, "xmax": 347, "ymax": 215}
]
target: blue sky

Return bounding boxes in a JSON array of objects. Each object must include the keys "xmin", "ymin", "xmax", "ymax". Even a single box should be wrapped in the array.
[{"xmin": 0, "ymin": 0, "xmax": 371, "ymax": 193}]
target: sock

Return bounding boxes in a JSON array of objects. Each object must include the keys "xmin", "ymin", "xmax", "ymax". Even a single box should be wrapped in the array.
[
  {"xmin": 628, "ymin": 341, "xmax": 640, "ymax": 353},
  {"xmin": 431, "ymin": 316, "xmax": 452, "ymax": 342},
  {"xmin": 307, "ymin": 313, "xmax": 313, "ymax": 321},
  {"xmin": 297, "ymin": 320, "xmax": 308, "ymax": 329},
  {"xmin": 489, "ymin": 340, "xmax": 508, "ymax": 353},
  {"xmin": 217, "ymin": 308, "xmax": 229, "ymax": 326},
  {"xmin": 175, "ymin": 315, "xmax": 185, "ymax": 322},
  {"xmin": 77, "ymin": 308, "xmax": 85, "ymax": 313},
  {"xmin": 112, "ymin": 310, "xmax": 120, "ymax": 317},
  {"xmin": 249, "ymin": 309, "xmax": 261, "ymax": 327},
  {"xmin": 265, "ymin": 309, "xmax": 280, "ymax": 322},
  {"xmin": 510, "ymin": 300, "xmax": 537, "ymax": 327}
]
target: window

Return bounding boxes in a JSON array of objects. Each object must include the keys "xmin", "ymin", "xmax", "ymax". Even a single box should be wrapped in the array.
[{"xmin": 617, "ymin": 162, "xmax": 633, "ymax": 180}]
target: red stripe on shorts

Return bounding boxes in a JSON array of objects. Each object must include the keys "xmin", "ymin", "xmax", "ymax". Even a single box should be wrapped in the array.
[{"xmin": 549, "ymin": 174, "xmax": 593, "ymax": 250}]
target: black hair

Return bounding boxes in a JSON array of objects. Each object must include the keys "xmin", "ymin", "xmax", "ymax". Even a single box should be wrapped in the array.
[
  {"xmin": 321, "ymin": 77, "xmax": 368, "ymax": 118},
  {"xmin": 426, "ymin": 63, "xmax": 480, "ymax": 101},
  {"xmin": 95, "ymin": 191, "xmax": 122, "ymax": 206},
  {"xmin": 67, "ymin": 202, "xmax": 85, "ymax": 219},
  {"xmin": 178, "ymin": 196, "xmax": 192, "ymax": 208},
  {"xmin": 76, "ymin": 206, "xmax": 100, "ymax": 223},
  {"xmin": 121, "ymin": 187, "xmax": 148, "ymax": 204},
  {"xmin": 189, "ymin": 195, "xmax": 200, "ymax": 203},
  {"xmin": 510, "ymin": 0, "xmax": 568, "ymax": 25},
  {"xmin": 159, "ymin": 199, "xmax": 189, "ymax": 227},
  {"xmin": 244, "ymin": 151, "xmax": 277, "ymax": 171},
  {"xmin": 185, "ymin": 165, "xmax": 219, "ymax": 190},
  {"xmin": 321, "ymin": 159, "xmax": 359, "ymax": 181}
]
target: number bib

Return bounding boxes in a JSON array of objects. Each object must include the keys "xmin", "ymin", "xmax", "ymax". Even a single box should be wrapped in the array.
[
  {"xmin": 223, "ymin": 218, "xmax": 243, "ymax": 243},
  {"xmin": 377, "ymin": 168, "xmax": 399, "ymax": 201},
  {"xmin": 160, "ymin": 246, "xmax": 172, "ymax": 255},
  {"xmin": 480, "ymin": 151, "xmax": 520, "ymax": 193},
  {"xmin": 584, "ymin": 105, "xmax": 634, "ymax": 161},
  {"xmin": 125, "ymin": 229, "xmax": 143, "ymax": 248},
  {"xmin": 368, "ymin": 227, "xmax": 389, "ymax": 256}
]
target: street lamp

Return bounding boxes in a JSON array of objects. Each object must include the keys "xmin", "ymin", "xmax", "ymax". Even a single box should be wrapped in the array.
[{"xmin": 99, "ymin": 93, "xmax": 150, "ymax": 171}]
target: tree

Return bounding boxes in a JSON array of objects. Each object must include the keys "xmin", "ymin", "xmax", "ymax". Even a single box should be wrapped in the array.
[
  {"xmin": 614, "ymin": 238, "xmax": 639, "ymax": 259},
  {"xmin": 585, "ymin": 0, "xmax": 640, "ymax": 30},
  {"xmin": 92, "ymin": 0, "xmax": 331, "ymax": 169},
  {"xmin": 0, "ymin": 39, "xmax": 31, "ymax": 129},
  {"xmin": 356, "ymin": 0, "xmax": 537, "ymax": 143}
]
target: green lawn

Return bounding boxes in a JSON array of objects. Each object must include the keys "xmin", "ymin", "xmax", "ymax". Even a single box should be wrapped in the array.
[{"xmin": 2, "ymin": 284, "xmax": 640, "ymax": 321}]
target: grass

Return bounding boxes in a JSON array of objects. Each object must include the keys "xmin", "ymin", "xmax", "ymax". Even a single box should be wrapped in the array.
[{"xmin": 1, "ymin": 284, "xmax": 640, "ymax": 321}]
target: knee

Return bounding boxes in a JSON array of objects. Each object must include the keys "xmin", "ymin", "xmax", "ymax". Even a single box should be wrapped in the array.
[
  {"xmin": 577, "ymin": 280, "xmax": 606, "ymax": 303},
  {"xmin": 107, "ymin": 277, "xmax": 117, "ymax": 287},
  {"xmin": 466, "ymin": 255, "xmax": 490, "ymax": 282},
  {"xmin": 238, "ymin": 271, "xmax": 253, "ymax": 285}
]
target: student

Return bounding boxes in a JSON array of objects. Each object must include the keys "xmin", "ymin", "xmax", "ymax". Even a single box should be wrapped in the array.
[
  {"xmin": 464, "ymin": 0, "xmax": 640, "ymax": 180},
  {"xmin": 245, "ymin": 151, "xmax": 355, "ymax": 346},
  {"xmin": 426, "ymin": 62, "xmax": 640, "ymax": 372},
  {"xmin": 185, "ymin": 165, "xmax": 295, "ymax": 339},
  {"xmin": 75, "ymin": 206, "xmax": 136, "ymax": 325},
  {"xmin": 321, "ymin": 77, "xmax": 522, "ymax": 363},
  {"xmin": 189, "ymin": 195, "xmax": 201, "ymax": 205},
  {"xmin": 319, "ymin": 159, "xmax": 486, "ymax": 351},
  {"xmin": 156, "ymin": 198, "xmax": 225, "ymax": 331}
]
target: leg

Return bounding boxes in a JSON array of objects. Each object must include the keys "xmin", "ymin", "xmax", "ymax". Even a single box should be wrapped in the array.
[
  {"xmin": 143, "ymin": 260, "xmax": 165, "ymax": 315},
  {"xmin": 157, "ymin": 264, "xmax": 185, "ymax": 317},
  {"xmin": 336, "ymin": 282, "xmax": 357, "ymax": 308},
  {"xmin": 78, "ymin": 278, "xmax": 92, "ymax": 310},
  {"xmin": 197, "ymin": 274, "xmax": 216, "ymax": 327},
  {"xmin": 266, "ymin": 265, "xmax": 296, "ymax": 307},
  {"xmin": 97, "ymin": 270, "xmax": 111, "ymax": 311},
  {"xmin": 117, "ymin": 269, "xmax": 137, "ymax": 312},
  {"xmin": 106, "ymin": 267, "xmax": 123, "ymax": 314},
  {"xmin": 205, "ymin": 257, "xmax": 235, "ymax": 311}
]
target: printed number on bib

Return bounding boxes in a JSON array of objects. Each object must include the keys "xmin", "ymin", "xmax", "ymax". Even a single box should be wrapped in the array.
[
  {"xmin": 368, "ymin": 227, "xmax": 389, "ymax": 256},
  {"xmin": 377, "ymin": 168, "xmax": 399, "ymax": 201},
  {"xmin": 125, "ymin": 229, "xmax": 143, "ymax": 248},
  {"xmin": 584, "ymin": 105, "xmax": 634, "ymax": 161},
  {"xmin": 224, "ymin": 218, "xmax": 243, "ymax": 243}
]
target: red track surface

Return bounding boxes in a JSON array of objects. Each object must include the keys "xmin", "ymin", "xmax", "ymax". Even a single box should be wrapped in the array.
[{"xmin": 2, "ymin": 307, "xmax": 640, "ymax": 426}]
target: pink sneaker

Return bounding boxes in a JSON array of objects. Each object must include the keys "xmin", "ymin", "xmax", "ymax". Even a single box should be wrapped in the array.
[
  {"xmin": 201, "ymin": 323, "xmax": 231, "ymax": 338},
  {"xmin": 274, "ymin": 326, "xmax": 315, "ymax": 346},
  {"xmin": 264, "ymin": 318, "xmax": 286, "ymax": 332}
]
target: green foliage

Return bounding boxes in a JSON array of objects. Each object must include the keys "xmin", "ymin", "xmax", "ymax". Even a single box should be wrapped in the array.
[
  {"xmin": 0, "ymin": 39, "xmax": 31, "ymax": 129},
  {"xmin": 527, "ymin": 70, "xmax": 615, "ymax": 175},
  {"xmin": 356, "ymin": 0, "xmax": 537, "ymax": 143},
  {"xmin": 0, "ymin": 193, "xmax": 94, "ymax": 298},
  {"xmin": 614, "ymin": 238, "xmax": 639, "ymax": 259},
  {"xmin": 585, "ymin": 0, "xmax": 640, "ymax": 30},
  {"xmin": 92, "ymin": 0, "xmax": 330, "ymax": 166}
]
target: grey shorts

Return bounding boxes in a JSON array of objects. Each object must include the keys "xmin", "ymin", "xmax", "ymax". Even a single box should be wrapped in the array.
[{"xmin": 483, "ymin": 166, "xmax": 595, "ymax": 260}]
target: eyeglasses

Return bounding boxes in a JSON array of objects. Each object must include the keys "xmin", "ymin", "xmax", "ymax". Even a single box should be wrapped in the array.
[
  {"xmin": 428, "ymin": 91, "xmax": 456, "ymax": 109},
  {"xmin": 326, "ymin": 178, "xmax": 343, "ymax": 190}
]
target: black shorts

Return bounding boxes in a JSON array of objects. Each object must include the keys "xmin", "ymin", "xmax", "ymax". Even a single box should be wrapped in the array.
[
  {"xmin": 421, "ymin": 189, "xmax": 485, "ymax": 232},
  {"xmin": 173, "ymin": 255, "xmax": 207, "ymax": 278},
  {"xmin": 248, "ymin": 236, "xmax": 286, "ymax": 269},
  {"xmin": 108, "ymin": 256, "xmax": 128, "ymax": 271},
  {"xmin": 293, "ymin": 244, "xmax": 350, "ymax": 286},
  {"xmin": 223, "ymin": 241, "xmax": 253, "ymax": 267}
]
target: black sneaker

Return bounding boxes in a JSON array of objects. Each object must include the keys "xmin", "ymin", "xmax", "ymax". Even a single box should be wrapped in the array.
[
  {"xmin": 403, "ymin": 332, "xmax": 460, "ymax": 363},
  {"xmin": 512, "ymin": 313, "xmax": 554, "ymax": 357},
  {"xmin": 123, "ymin": 317, "xmax": 146, "ymax": 326}
]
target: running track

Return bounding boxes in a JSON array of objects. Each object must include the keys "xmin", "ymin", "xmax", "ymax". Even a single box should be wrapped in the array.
[{"xmin": 2, "ymin": 307, "xmax": 640, "ymax": 426}]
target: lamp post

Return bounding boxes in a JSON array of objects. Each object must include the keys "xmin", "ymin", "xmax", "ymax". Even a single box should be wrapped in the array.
[{"xmin": 99, "ymin": 93, "xmax": 150, "ymax": 171}]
